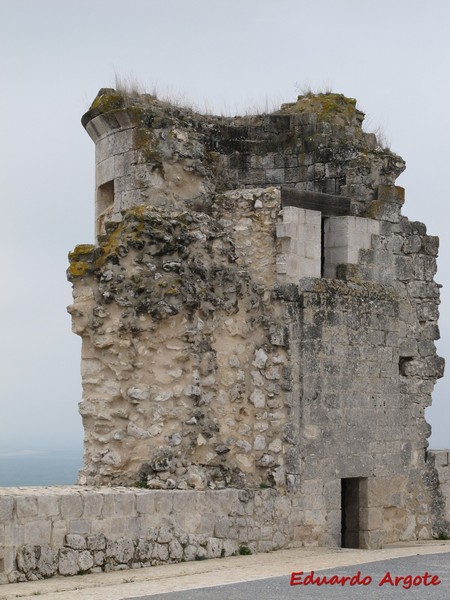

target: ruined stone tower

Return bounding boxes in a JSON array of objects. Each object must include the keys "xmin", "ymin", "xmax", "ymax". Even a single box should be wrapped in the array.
[{"xmin": 68, "ymin": 89, "xmax": 445, "ymax": 549}]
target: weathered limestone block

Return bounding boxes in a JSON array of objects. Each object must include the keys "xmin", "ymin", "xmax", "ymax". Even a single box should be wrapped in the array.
[
  {"xmin": 87, "ymin": 533, "xmax": 106, "ymax": 551},
  {"xmin": 58, "ymin": 548, "xmax": 79, "ymax": 576},
  {"xmin": 16, "ymin": 545, "xmax": 38, "ymax": 575},
  {"xmin": 168, "ymin": 539, "xmax": 183, "ymax": 560},
  {"xmin": 51, "ymin": 519, "xmax": 67, "ymax": 548},
  {"xmin": 78, "ymin": 550, "xmax": 94, "ymax": 572},
  {"xmin": 82, "ymin": 493, "xmax": 103, "ymax": 518},
  {"xmin": 65, "ymin": 534, "xmax": 86, "ymax": 550},
  {"xmin": 214, "ymin": 516, "xmax": 238, "ymax": 539},
  {"xmin": 135, "ymin": 538, "xmax": 153, "ymax": 562},
  {"xmin": 60, "ymin": 495, "xmax": 83, "ymax": 519},
  {"xmin": 37, "ymin": 495, "xmax": 59, "ymax": 517},
  {"xmin": 152, "ymin": 543, "xmax": 169, "ymax": 562},
  {"xmin": 16, "ymin": 496, "xmax": 38, "ymax": 519},
  {"xmin": 105, "ymin": 538, "xmax": 134, "ymax": 564},
  {"xmin": 24, "ymin": 520, "xmax": 51, "ymax": 545},
  {"xmin": 37, "ymin": 547, "xmax": 58, "ymax": 578},
  {"xmin": 0, "ymin": 497, "xmax": 14, "ymax": 521}
]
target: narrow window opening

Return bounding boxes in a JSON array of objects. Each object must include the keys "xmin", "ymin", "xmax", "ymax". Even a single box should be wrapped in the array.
[
  {"xmin": 341, "ymin": 477, "xmax": 362, "ymax": 548},
  {"xmin": 96, "ymin": 180, "xmax": 114, "ymax": 236},
  {"xmin": 321, "ymin": 215, "xmax": 326, "ymax": 277}
]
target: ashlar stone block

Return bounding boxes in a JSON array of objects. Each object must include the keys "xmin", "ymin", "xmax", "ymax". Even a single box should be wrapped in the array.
[
  {"xmin": 0, "ymin": 497, "xmax": 14, "ymax": 522},
  {"xmin": 16, "ymin": 496, "xmax": 38, "ymax": 519},
  {"xmin": 60, "ymin": 494, "xmax": 83, "ymax": 519},
  {"xmin": 37, "ymin": 495, "xmax": 59, "ymax": 517},
  {"xmin": 113, "ymin": 492, "xmax": 136, "ymax": 516},
  {"xmin": 24, "ymin": 520, "xmax": 51, "ymax": 545},
  {"xmin": 360, "ymin": 507, "xmax": 383, "ymax": 531},
  {"xmin": 83, "ymin": 493, "xmax": 103, "ymax": 518},
  {"xmin": 65, "ymin": 534, "xmax": 86, "ymax": 550},
  {"xmin": 136, "ymin": 492, "xmax": 155, "ymax": 515}
]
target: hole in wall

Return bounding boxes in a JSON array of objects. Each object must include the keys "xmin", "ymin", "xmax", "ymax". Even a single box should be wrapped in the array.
[{"xmin": 399, "ymin": 356, "xmax": 414, "ymax": 376}]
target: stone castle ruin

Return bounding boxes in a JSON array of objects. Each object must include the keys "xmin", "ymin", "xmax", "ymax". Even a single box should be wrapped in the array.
[
  {"xmin": 1, "ymin": 90, "xmax": 449, "ymax": 584},
  {"xmin": 69, "ymin": 89, "xmax": 447, "ymax": 542}
]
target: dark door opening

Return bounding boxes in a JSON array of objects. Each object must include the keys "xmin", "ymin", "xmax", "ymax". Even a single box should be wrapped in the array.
[{"xmin": 341, "ymin": 477, "xmax": 361, "ymax": 548}]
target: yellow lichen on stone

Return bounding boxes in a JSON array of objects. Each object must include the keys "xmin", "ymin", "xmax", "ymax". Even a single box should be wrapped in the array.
[
  {"xmin": 68, "ymin": 261, "xmax": 90, "ymax": 278},
  {"xmin": 68, "ymin": 244, "xmax": 96, "ymax": 261},
  {"xmin": 365, "ymin": 200, "xmax": 384, "ymax": 219},
  {"xmin": 67, "ymin": 245, "xmax": 97, "ymax": 279}
]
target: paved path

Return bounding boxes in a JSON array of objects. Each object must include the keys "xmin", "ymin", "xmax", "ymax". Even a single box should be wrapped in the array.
[
  {"xmin": 126, "ymin": 553, "xmax": 450, "ymax": 600},
  {"xmin": 1, "ymin": 541, "xmax": 450, "ymax": 600}
]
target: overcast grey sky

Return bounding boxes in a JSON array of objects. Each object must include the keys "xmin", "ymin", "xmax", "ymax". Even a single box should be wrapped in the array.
[{"xmin": 0, "ymin": 0, "xmax": 449, "ymax": 450}]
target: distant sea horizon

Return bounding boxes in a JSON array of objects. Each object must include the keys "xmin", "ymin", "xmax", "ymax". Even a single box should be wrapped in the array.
[{"xmin": 0, "ymin": 447, "xmax": 83, "ymax": 487}]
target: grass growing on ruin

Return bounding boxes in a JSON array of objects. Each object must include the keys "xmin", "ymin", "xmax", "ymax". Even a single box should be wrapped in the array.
[
  {"xmin": 88, "ymin": 71, "xmax": 397, "ymax": 143},
  {"xmin": 89, "ymin": 72, "xmax": 283, "ymax": 118}
]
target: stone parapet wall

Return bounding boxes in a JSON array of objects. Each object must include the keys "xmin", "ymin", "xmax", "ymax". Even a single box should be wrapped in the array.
[
  {"xmin": 3, "ymin": 474, "xmax": 450, "ymax": 585},
  {"xmin": 0, "ymin": 486, "xmax": 295, "ymax": 584}
]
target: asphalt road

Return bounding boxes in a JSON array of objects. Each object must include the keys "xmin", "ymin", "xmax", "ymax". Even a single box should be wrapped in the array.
[{"xmin": 125, "ymin": 552, "xmax": 450, "ymax": 600}]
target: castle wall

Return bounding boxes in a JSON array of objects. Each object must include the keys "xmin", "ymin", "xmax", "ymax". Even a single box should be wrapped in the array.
[
  {"xmin": 292, "ymin": 280, "xmax": 429, "ymax": 546},
  {"xmin": 0, "ymin": 486, "xmax": 296, "ymax": 584}
]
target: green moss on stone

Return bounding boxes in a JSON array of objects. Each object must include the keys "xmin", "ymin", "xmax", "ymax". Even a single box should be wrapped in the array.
[
  {"xmin": 90, "ymin": 91, "xmax": 125, "ymax": 113},
  {"xmin": 279, "ymin": 93, "xmax": 363, "ymax": 126}
]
